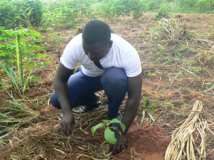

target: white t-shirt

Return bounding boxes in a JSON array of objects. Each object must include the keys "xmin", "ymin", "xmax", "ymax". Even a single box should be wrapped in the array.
[{"xmin": 60, "ymin": 33, "xmax": 142, "ymax": 77}]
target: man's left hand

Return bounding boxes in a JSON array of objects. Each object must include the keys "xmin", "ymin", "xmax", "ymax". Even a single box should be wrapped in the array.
[{"xmin": 110, "ymin": 130, "xmax": 128, "ymax": 154}]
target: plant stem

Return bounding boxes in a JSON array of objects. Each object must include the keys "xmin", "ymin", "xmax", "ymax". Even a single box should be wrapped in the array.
[{"xmin": 15, "ymin": 32, "xmax": 24, "ymax": 93}]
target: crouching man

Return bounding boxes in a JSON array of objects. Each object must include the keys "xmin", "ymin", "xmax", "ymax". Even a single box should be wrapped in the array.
[{"xmin": 50, "ymin": 20, "xmax": 142, "ymax": 154}]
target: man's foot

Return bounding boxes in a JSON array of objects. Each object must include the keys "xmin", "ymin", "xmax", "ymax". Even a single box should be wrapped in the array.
[{"xmin": 72, "ymin": 101, "xmax": 101, "ymax": 113}]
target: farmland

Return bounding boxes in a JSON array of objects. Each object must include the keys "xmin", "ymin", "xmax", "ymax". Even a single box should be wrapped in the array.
[{"xmin": 0, "ymin": 0, "xmax": 214, "ymax": 160}]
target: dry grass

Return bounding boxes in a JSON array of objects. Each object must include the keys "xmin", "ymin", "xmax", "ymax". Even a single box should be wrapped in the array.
[
  {"xmin": 0, "ymin": 105, "xmax": 112, "ymax": 160},
  {"xmin": 165, "ymin": 100, "xmax": 214, "ymax": 160}
]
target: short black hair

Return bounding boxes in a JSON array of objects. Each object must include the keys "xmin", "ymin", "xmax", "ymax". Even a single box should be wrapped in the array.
[{"xmin": 82, "ymin": 20, "xmax": 111, "ymax": 45}]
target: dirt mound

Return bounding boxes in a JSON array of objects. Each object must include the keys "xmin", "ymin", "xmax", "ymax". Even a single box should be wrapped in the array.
[
  {"xmin": 115, "ymin": 122, "xmax": 170, "ymax": 160},
  {"xmin": 208, "ymin": 149, "xmax": 214, "ymax": 160}
]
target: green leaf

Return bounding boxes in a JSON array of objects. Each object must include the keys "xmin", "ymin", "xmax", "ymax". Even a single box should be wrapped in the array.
[
  {"xmin": 110, "ymin": 118, "xmax": 126, "ymax": 133},
  {"xmin": 104, "ymin": 127, "xmax": 117, "ymax": 144},
  {"xmin": 91, "ymin": 122, "xmax": 105, "ymax": 136}
]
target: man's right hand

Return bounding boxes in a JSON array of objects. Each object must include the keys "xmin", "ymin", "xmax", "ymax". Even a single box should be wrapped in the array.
[
  {"xmin": 60, "ymin": 112, "xmax": 75, "ymax": 136},
  {"xmin": 54, "ymin": 64, "xmax": 75, "ymax": 136}
]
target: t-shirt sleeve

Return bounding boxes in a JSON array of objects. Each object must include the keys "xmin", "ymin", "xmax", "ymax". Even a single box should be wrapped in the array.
[
  {"xmin": 123, "ymin": 51, "xmax": 142, "ymax": 77},
  {"xmin": 60, "ymin": 35, "xmax": 81, "ymax": 69}
]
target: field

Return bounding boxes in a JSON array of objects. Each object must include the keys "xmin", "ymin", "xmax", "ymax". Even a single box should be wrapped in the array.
[{"xmin": 0, "ymin": 0, "xmax": 214, "ymax": 160}]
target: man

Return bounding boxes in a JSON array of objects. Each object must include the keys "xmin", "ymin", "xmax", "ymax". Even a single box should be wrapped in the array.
[{"xmin": 50, "ymin": 20, "xmax": 142, "ymax": 154}]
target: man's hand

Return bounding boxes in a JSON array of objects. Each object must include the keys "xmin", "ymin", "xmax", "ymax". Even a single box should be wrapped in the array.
[
  {"xmin": 109, "ymin": 123, "xmax": 128, "ymax": 154},
  {"xmin": 54, "ymin": 64, "xmax": 75, "ymax": 136},
  {"xmin": 111, "ymin": 133, "xmax": 128, "ymax": 154},
  {"xmin": 60, "ymin": 112, "xmax": 75, "ymax": 136}
]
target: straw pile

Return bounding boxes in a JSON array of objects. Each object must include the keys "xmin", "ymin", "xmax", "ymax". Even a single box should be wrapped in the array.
[{"xmin": 165, "ymin": 100, "xmax": 213, "ymax": 160}]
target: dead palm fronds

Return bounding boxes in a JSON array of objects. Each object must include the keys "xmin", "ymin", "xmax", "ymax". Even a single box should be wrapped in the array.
[{"xmin": 165, "ymin": 100, "xmax": 214, "ymax": 160}]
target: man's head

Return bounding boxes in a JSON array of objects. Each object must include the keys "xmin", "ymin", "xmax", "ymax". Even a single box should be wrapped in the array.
[{"xmin": 82, "ymin": 20, "xmax": 112, "ymax": 62}]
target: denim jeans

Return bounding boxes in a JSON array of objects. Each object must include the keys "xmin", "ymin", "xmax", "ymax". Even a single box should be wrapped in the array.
[{"xmin": 50, "ymin": 67, "xmax": 128, "ymax": 118}]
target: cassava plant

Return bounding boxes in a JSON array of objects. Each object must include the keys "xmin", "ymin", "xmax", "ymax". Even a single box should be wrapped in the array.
[{"xmin": 0, "ymin": 28, "xmax": 48, "ymax": 94}]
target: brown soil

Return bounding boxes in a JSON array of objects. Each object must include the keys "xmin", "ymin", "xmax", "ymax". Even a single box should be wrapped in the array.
[{"xmin": 115, "ymin": 121, "xmax": 170, "ymax": 160}]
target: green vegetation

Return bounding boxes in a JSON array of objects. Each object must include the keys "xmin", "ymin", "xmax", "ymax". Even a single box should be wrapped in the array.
[
  {"xmin": 90, "ymin": 0, "xmax": 143, "ymax": 18},
  {"xmin": 42, "ymin": 0, "xmax": 92, "ymax": 28},
  {"xmin": 43, "ymin": 0, "xmax": 213, "ymax": 28},
  {"xmin": 0, "ymin": 0, "xmax": 43, "ymax": 29},
  {"xmin": 142, "ymin": 0, "xmax": 214, "ymax": 12},
  {"xmin": 0, "ymin": 28, "xmax": 48, "ymax": 94},
  {"xmin": 1, "ymin": 0, "xmax": 214, "ymax": 29},
  {"xmin": 91, "ymin": 118, "xmax": 126, "ymax": 144}
]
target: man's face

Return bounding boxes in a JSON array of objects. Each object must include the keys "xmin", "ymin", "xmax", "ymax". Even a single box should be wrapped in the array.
[{"xmin": 83, "ymin": 41, "xmax": 112, "ymax": 62}]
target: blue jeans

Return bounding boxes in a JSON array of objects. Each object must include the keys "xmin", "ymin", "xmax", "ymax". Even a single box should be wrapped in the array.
[{"xmin": 50, "ymin": 67, "xmax": 128, "ymax": 118}]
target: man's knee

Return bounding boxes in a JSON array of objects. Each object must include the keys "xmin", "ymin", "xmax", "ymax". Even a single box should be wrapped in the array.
[{"xmin": 101, "ymin": 67, "xmax": 128, "ymax": 90}]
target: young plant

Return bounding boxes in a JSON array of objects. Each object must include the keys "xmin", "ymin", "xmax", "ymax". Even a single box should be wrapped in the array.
[
  {"xmin": 0, "ymin": 28, "xmax": 48, "ymax": 94},
  {"xmin": 91, "ymin": 118, "xmax": 126, "ymax": 144}
]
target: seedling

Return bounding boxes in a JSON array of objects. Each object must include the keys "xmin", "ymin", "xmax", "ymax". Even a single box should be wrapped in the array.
[{"xmin": 91, "ymin": 118, "xmax": 126, "ymax": 145}]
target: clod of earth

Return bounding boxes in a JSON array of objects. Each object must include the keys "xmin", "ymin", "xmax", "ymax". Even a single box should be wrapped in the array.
[{"xmin": 114, "ymin": 121, "xmax": 170, "ymax": 160}]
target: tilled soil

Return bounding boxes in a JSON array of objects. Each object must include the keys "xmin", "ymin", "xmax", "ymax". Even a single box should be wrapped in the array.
[{"xmin": 115, "ymin": 122, "xmax": 170, "ymax": 160}]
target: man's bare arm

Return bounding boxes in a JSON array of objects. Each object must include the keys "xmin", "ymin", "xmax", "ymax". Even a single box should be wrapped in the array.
[
  {"xmin": 54, "ymin": 63, "xmax": 73, "ymax": 113},
  {"xmin": 111, "ymin": 73, "xmax": 142, "ymax": 154},
  {"xmin": 54, "ymin": 63, "xmax": 75, "ymax": 135},
  {"xmin": 122, "ymin": 73, "xmax": 142, "ymax": 133}
]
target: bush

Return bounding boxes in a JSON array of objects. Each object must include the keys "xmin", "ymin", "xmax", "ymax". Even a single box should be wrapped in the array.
[
  {"xmin": 0, "ymin": 0, "xmax": 43, "ymax": 29},
  {"xmin": 25, "ymin": 0, "xmax": 43, "ymax": 26},
  {"xmin": 140, "ymin": 0, "xmax": 214, "ymax": 12},
  {"xmin": 155, "ymin": 3, "xmax": 171, "ymax": 20},
  {"xmin": 177, "ymin": 0, "xmax": 214, "ymax": 12},
  {"xmin": 43, "ymin": 0, "xmax": 93, "ymax": 28},
  {"xmin": 91, "ymin": 0, "xmax": 144, "ymax": 17},
  {"xmin": 197, "ymin": 0, "xmax": 214, "ymax": 11},
  {"xmin": 1, "ymin": 0, "xmax": 214, "ymax": 30},
  {"xmin": 141, "ymin": 0, "xmax": 164, "ymax": 11},
  {"xmin": 0, "ymin": 28, "xmax": 48, "ymax": 94}
]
